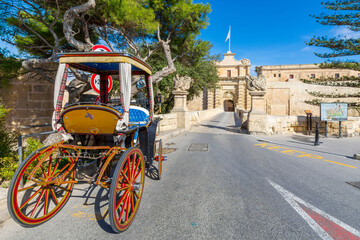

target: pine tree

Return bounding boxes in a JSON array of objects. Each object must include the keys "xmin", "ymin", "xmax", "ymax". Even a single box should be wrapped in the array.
[{"xmin": 307, "ymin": 0, "xmax": 360, "ymax": 70}]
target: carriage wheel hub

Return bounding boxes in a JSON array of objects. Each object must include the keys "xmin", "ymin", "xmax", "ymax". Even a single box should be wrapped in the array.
[
  {"xmin": 43, "ymin": 177, "xmax": 54, "ymax": 186},
  {"xmin": 130, "ymin": 182, "xmax": 141, "ymax": 192}
]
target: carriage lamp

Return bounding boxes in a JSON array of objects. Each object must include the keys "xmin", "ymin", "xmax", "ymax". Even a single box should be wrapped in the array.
[
  {"xmin": 156, "ymin": 90, "xmax": 162, "ymax": 112},
  {"xmin": 156, "ymin": 90, "xmax": 162, "ymax": 104}
]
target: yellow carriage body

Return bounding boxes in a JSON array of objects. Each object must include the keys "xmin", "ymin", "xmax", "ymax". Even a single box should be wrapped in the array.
[{"xmin": 61, "ymin": 105, "xmax": 121, "ymax": 135}]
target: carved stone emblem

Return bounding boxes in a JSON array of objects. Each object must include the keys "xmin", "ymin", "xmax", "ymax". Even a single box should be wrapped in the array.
[
  {"xmin": 246, "ymin": 74, "xmax": 267, "ymax": 91},
  {"xmin": 241, "ymin": 58, "xmax": 251, "ymax": 65},
  {"xmin": 174, "ymin": 74, "xmax": 192, "ymax": 91}
]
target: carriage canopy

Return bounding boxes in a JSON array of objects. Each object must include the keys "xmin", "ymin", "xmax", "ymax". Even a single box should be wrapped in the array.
[{"xmin": 53, "ymin": 52, "xmax": 154, "ymax": 136}]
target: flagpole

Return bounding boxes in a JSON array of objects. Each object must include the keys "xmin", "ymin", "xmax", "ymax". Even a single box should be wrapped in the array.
[
  {"xmin": 229, "ymin": 26, "xmax": 231, "ymax": 52},
  {"xmin": 225, "ymin": 26, "xmax": 231, "ymax": 52}
]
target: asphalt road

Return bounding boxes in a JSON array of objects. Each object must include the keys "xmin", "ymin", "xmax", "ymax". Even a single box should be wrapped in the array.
[{"xmin": 1, "ymin": 112, "xmax": 360, "ymax": 239}]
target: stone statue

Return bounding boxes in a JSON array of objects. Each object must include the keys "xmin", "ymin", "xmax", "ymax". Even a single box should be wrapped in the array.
[
  {"xmin": 174, "ymin": 74, "xmax": 192, "ymax": 91},
  {"xmin": 241, "ymin": 58, "xmax": 251, "ymax": 65},
  {"xmin": 246, "ymin": 74, "xmax": 266, "ymax": 91}
]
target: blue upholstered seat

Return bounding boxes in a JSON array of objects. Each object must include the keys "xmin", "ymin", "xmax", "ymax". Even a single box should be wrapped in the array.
[{"xmin": 114, "ymin": 105, "xmax": 150, "ymax": 126}]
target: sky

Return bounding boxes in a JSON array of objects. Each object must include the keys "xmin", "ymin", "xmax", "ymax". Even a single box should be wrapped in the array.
[
  {"xmin": 1, "ymin": 0, "xmax": 359, "ymax": 76},
  {"xmin": 196, "ymin": 0, "xmax": 360, "ymax": 74}
]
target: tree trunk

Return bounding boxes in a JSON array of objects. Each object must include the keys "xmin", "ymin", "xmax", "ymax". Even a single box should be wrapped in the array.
[
  {"xmin": 63, "ymin": 0, "xmax": 96, "ymax": 52},
  {"xmin": 22, "ymin": 58, "xmax": 58, "ymax": 84},
  {"xmin": 151, "ymin": 40, "xmax": 176, "ymax": 83}
]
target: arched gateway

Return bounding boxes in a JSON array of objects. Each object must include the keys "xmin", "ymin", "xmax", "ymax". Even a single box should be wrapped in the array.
[
  {"xmin": 224, "ymin": 100, "xmax": 234, "ymax": 112},
  {"xmin": 205, "ymin": 51, "xmax": 252, "ymax": 111}
]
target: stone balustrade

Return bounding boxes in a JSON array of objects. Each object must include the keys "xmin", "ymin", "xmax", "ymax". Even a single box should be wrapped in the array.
[{"xmin": 156, "ymin": 108, "xmax": 224, "ymax": 133}]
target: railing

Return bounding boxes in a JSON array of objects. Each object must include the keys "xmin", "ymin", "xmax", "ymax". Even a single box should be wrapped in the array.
[{"xmin": 17, "ymin": 123, "xmax": 54, "ymax": 165}]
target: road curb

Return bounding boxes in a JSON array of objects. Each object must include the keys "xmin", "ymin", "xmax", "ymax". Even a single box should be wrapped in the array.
[
  {"xmin": 156, "ymin": 128, "xmax": 185, "ymax": 142},
  {"xmin": 0, "ymin": 188, "xmax": 9, "ymax": 227}
]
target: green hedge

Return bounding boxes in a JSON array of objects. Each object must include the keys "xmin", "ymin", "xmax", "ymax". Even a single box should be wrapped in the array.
[{"xmin": 0, "ymin": 104, "xmax": 44, "ymax": 185}]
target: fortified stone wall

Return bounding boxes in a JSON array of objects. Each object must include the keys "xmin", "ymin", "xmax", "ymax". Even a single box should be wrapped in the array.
[
  {"xmin": 256, "ymin": 63, "xmax": 360, "ymax": 117},
  {"xmin": 257, "ymin": 64, "xmax": 360, "ymax": 82},
  {"xmin": 266, "ymin": 80, "xmax": 360, "ymax": 117},
  {"xmin": 187, "ymin": 91, "xmax": 204, "ymax": 111},
  {"xmin": 1, "ymin": 64, "xmax": 57, "ymax": 135}
]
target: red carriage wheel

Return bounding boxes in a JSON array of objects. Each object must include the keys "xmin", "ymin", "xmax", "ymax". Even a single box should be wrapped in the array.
[
  {"xmin": 7, "ymin": 145, "xmax": 76, "ymax": 227},
  {"xmin": 109, "ymin": 147, "xmax": 145, "ymax": 233}
]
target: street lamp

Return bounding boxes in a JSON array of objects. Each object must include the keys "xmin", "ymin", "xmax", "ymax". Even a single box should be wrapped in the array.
[{"xmin": 156, "ymin": 90, "xmax": 162, "ymax": 113}]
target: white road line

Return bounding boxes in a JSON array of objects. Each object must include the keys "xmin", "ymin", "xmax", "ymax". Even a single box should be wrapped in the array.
[{"xmin": 267, "ymin": 178, "xmax": 360, "ymax": 239}]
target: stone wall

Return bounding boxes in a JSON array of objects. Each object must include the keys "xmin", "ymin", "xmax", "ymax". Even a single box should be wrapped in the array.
[
  {"xmin": 266, "ymin": 115, "xmax": 360, "ymax": 137},
  {"xmin": 258, "ymin": 64, "xmax": 360, "ymax": 82},
  {"xmin": 155, "ymin": 113, "xmax": 178, "ymax": 132},
  {"xmin": 1, "ymin": 66, "xmax": 57, "ymax": 135},
  {"xmin": 187, "ymin": 91, "xmax": 204, "ymax": 111},
  {"xmin": 266, "ymin": 80, "xmax": 360, "ymax": 117},
  {"xmin": 237, "ymin": 108, "xmax": 360, "ymax": 137}
]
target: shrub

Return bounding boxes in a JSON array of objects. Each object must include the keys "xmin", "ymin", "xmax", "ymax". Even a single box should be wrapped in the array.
[
  {"xmin": 0, "ymin": 104, "xmax": 17, "ymax": 184},
  {"xmin": 23, "ymin": 137, "xmax": 44, "ymax": 160},
  {"xmin": 0, "ymin": 156, "xmax": 18, "ymax": 184},
  {"xmin": 0, "ymin": 48, "xmax": 23, "ymax": 89},
  {"xmin": 0, "ymin": 137, "xmax": 44, "ymax": 184},
  {"xmin": 0, "ymin": 104, "xmax": 16, "ymax": 158}
]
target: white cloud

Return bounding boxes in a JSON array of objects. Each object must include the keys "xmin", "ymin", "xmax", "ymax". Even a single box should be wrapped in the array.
[
  {"xmin": 301, "ymin": 46, "xmax": 312, "ymax": 51},
  {"xmin": 331, "ymin": 26, "xmax": 360, "ymax": 39}
]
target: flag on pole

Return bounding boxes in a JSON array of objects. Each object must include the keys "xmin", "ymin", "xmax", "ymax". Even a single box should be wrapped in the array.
[{"xmin": 225, "ymin": 26, "xmax": 231, "ymax": 43}]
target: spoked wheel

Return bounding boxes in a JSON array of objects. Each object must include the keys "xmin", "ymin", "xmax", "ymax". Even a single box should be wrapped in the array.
[
  {"xmin": 109, "ymin": 147, "xmax": 145, "ymax": 233},
  {"xmin": 154, "ymin": 140, "xmax": 163, "ymax": 180},
  {"xmin": 7, "ymin": 145, "xmax": 76, "ymax": 227}
]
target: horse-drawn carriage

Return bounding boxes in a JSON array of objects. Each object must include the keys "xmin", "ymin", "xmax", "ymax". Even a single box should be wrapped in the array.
[{"xmin": 7, "ymin": 52, "xmax": 165, "ymax": 232}]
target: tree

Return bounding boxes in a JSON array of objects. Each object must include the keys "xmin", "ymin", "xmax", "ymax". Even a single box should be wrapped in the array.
[
  {"xmin": 0, "ymin": 48, "xmax": 23, "ymax": 89},
  {"xmin": 0, "ymin": 0, "xmax": 218, "ymax": 104},
  {"xmin": 307, "ymin": 0, "xmax": 360, "ymax": 71}
]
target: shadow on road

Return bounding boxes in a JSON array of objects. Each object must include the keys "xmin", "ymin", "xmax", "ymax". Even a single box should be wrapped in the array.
[
  {"xmin": 199, "ymin": 124, "xmax": 241, "ymax": 134},
  {"xmin": 146, "ymin": 165, "xmax": 160, "ymax": 180},
  {"xmin": 70, "ymin": 182, "xmax": 115, "ymax": 233},
  {"xmin": 199, "ymin": 112, "xmax": 248, "ymax": 134},
  {"xmin": 93, "ymin": 187, "xmax": 114, "ymax": 233},
  {"xmin": 69, "ymin": 168, "xmax": 162, "ymax": 234}
]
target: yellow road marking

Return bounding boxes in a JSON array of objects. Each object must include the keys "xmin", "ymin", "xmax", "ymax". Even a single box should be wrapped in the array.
[
  {"xmin": 71, "ymin": 211, "xmax": 86, "ymax": 218},
  {"xmin": 324, "ymin": 160, "xmax": 357, "ymax": 169},
  {"xmin": 297, "ymin": 154, "xmax": 323, "ymax": 159},
  {"xmin": 70, "ymin": 205, "xmax": 109, "ymax": 221},
  {"xmin": 254, "ymin": 143, "xmax": 357, "ymax": 169},
  {"xmin": 281, "ymin": 149, "xmax": 306, "ymax": 155},
  {"xmin": 266, "ymin": 146, "xmax": 291, "ymax": 152}
]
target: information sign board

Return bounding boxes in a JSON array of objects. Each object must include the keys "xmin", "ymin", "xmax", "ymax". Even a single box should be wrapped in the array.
[{"xmin": 320, "ymin": 103, "xmax": 348, "ymax": 121}]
